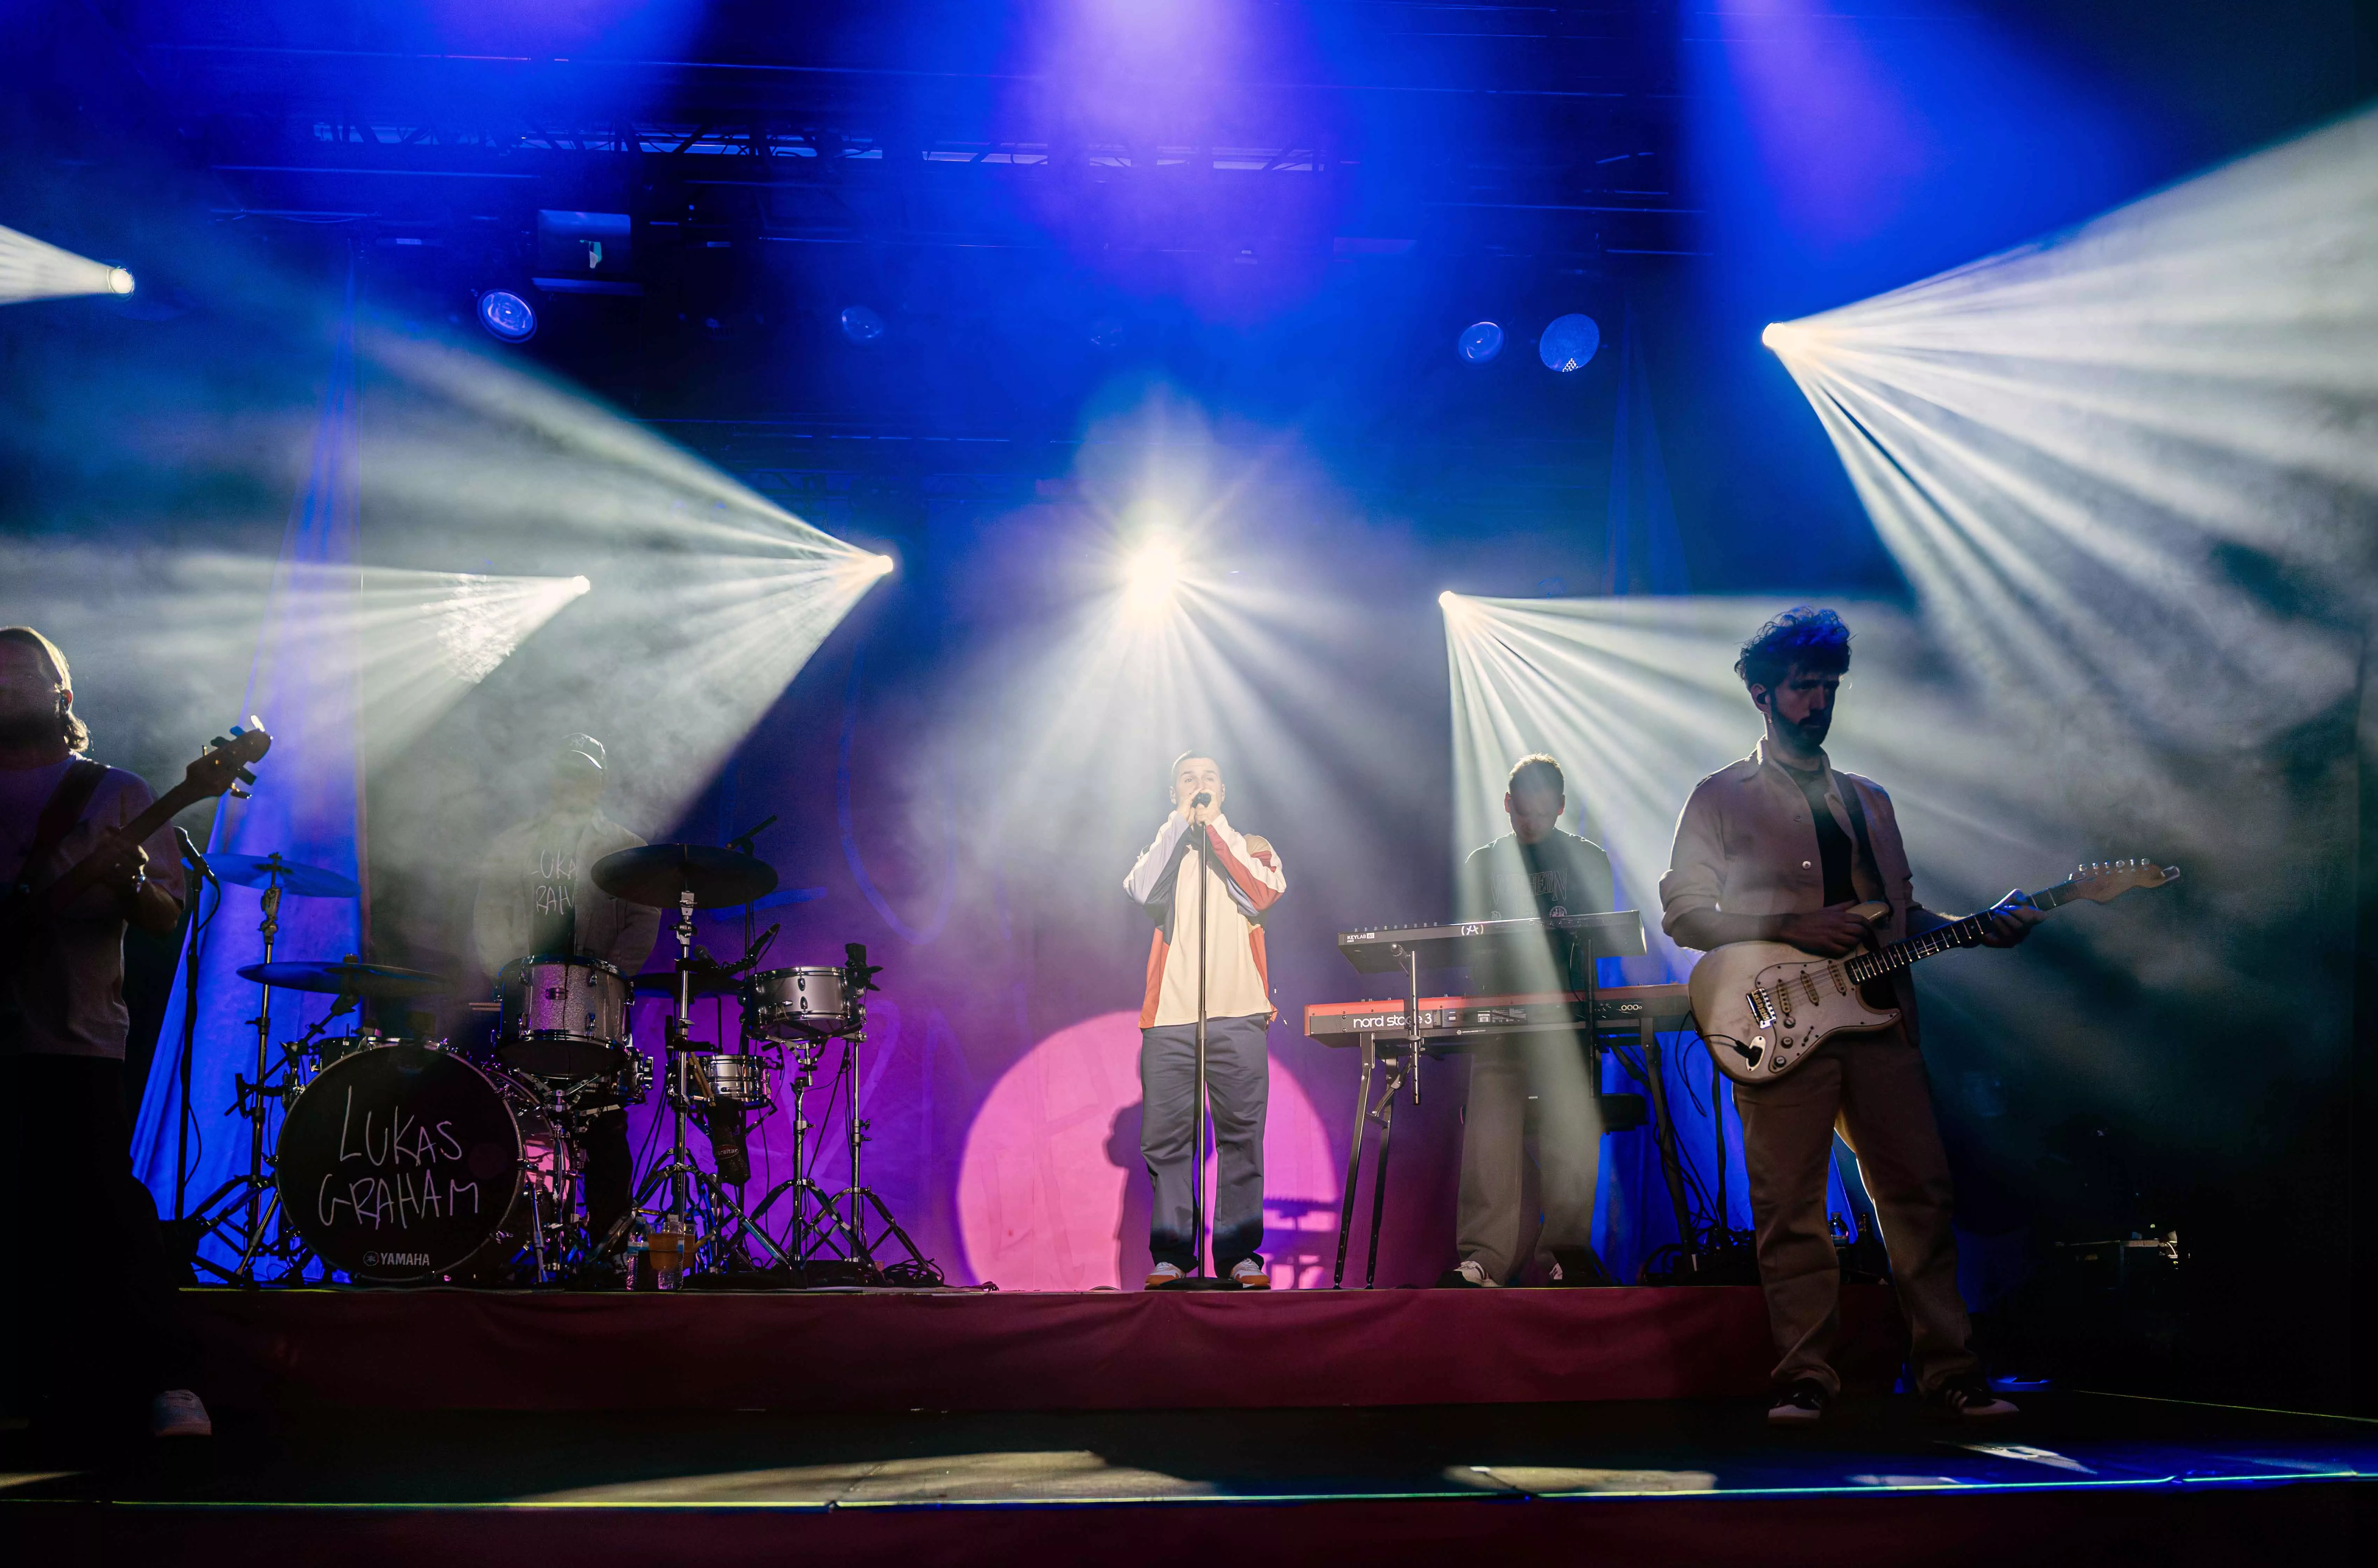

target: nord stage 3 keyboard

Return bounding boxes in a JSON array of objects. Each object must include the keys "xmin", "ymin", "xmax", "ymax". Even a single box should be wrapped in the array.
[{"xmin": 1302, "ymin": 985, "xmax": 1691, "ymax": 1047}]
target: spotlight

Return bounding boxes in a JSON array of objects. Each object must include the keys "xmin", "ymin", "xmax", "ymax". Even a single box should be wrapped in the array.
[
  {"xmin": 1438, "ymin": 590, "xmax": 1458, "ymax": 608},
  {"xmin": 1760, "ymin": 322, "xmax": 1790, "ymax": 351},
  {"xmin": 106, "ymin": 267, "xmax": 134, "ymax": 296},
  {"xmin": 568, "ymin": 575, "xmax": 592, "ymax": 595},
  {"xmin": 840, "ymin": 305, "xmax": 887, "ymax": 344},
  {"xmin": 867, "ymin": 553, "xmax": 895, "ymax": 578},
  {"xmin": 1538, "ymin": 314, "xmax": 1601, "ymax": 372},
  {"xmin": 477, "ymin": 289, "xmax": 537, "ymax": 344},
  {"xmin": 1121, "ymin": 539, "xmax": 1182, "ymax": 621},
  {"xmin": 1457, "ymin": 321, "xmax": 1505, "ymax": 365}
]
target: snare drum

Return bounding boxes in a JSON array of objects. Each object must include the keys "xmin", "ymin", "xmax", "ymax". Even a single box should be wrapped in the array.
[
  {"xmin": 497, "ymin": 955, "xmax": 630, "ymax": 1079},
  {"xmin": 748, "ymin": 966, "xmax": 853, "ymax": 1038},
  {"xmin": 685, "ymin": 1052, "xmax": 772, "ymax": 1109}
]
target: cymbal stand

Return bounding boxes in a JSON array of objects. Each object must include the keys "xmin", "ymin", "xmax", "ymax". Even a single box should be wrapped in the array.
[
  {"xmin": 186, "ymin": 860, "xmax": 313, "ymax": 1285},
  {"xmin": 634, "ymin": 888, "xmax": 790, "ymax": 1273},
  {"xmin": 821, "ymin": 951, "xmax": 937, "ymax": 1284}
]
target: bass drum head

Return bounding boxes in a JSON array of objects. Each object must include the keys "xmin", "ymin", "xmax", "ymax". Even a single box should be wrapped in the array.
[{"xmin": 277, "ymin": 1044, "xmax": 525, "ymax": 1282}]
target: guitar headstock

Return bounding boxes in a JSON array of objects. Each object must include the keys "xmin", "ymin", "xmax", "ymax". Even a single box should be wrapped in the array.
[
  {"xmin": 2063, "ymin": 858, "xmax": 2180, "ymax": 904},
  {"xmin": 171, "ymin": 719, "xmax": 273, "ymax": 812}
]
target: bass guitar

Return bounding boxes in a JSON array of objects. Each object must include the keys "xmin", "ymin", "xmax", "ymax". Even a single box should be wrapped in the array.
[
  {"xmin": 0, "ymin": 721, "xmax": 272, "ymax": 952},
  {"xmin": 1689, "ymin": 859, "xmax": 2179, "ymax": 1085}
]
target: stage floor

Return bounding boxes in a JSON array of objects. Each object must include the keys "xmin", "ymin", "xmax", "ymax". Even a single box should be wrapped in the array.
[{"xmin": 5, "ymin": 1392, "xmax": 2371, "ymax": 1565}]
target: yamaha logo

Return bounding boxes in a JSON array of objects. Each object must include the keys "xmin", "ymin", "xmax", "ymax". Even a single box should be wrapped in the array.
[{"xmin": 365, "ymin": 1251, "xmax": 431, "ymax": 1268}]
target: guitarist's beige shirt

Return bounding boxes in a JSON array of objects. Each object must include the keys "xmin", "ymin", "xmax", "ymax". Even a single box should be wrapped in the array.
[
  {"xmin": 1, "ymin": 759, "xmax": 186, "ymax": 1059},
  {"xmin": 1659, "ymin": 739, "xmax": 1925, "ymax": 1031}
]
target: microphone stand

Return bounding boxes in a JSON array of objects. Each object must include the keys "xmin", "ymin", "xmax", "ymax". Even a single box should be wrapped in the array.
[
  {"xmin": 1191, "ymin": 802, "xmax": 1213, "ymax": 1278},
  {"xmin": 172, "ymin": 829, "xmax": 215, "ymax": 1222}
]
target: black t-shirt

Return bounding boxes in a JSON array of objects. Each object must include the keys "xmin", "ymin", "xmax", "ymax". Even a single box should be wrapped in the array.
[
  {"xmin": 1457, "ymin": 830, "xmax": 1616, "ymax": 995},
  {"xmin": 1784, "ymin": 761, "xmax": 1858, "ymax": 907}
]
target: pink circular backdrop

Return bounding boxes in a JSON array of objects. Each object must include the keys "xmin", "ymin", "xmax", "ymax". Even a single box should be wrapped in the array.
[{"xmin": 957, "ymin": 1010, "xmax": 1340, "ymax": 1290}]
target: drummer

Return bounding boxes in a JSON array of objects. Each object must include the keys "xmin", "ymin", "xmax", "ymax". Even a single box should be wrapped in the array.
[{"xmin": 471, "ymin": 734, "xmax": 659, "ymax": 1261}]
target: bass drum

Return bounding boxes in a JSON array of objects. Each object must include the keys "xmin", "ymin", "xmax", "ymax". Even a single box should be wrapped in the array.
[{"xmin": 276, "ymin": 1043, "xmax": 527, "ymax": 1283}]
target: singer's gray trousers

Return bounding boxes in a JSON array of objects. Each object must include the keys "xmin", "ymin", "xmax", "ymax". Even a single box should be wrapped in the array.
[{"xmin": 1140, "ymin": 1014, "xmax": 1269, "ymax": 1274}]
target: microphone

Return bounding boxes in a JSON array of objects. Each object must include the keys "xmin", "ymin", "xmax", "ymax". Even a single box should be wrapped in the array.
[
  {"xmin": 703, "ymin": 1108, "xmax": 751, "ymax": 1186},
  {"xmin": 174, "ymin": 827, "xmax": 215, "ymax": 883},
  {"xmin": 1191, "ymin": 791, "xmax": 1212, "ymax": 809}
]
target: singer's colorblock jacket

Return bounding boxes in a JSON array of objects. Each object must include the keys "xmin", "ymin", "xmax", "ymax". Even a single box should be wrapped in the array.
[{"xmin": 1123, "ymin": 813, "xmax": 1286, "ymax": 1029}]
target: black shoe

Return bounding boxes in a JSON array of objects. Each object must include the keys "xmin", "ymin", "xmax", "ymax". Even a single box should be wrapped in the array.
[
  {"xmin": 1766, "ymin": 1378, "xmax": 1831, "ymax": 1426},
  {"xmin": 1926, "ymin": 1376, "xmax": 2019, "ymax": 1420}
]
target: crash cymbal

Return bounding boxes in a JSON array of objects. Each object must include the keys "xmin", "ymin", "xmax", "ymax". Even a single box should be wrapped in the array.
[
  {"xmin": 629, "ymin": 963, "xmax": 744, "ymax": 999},
  {"xmin": 591, "ymin": 843, "xmax": 778, "ymax": 910},
  {"xmin": 211, "ymin": 852, "xmax": 360, "ymax": 900},
  {"xmin": 236, "ymin": 959, "xmax": 450, "ymax": 998}
]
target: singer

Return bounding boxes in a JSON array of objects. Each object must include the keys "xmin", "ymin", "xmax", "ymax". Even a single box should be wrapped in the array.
[{"xmin": 1121, "ymin": 752, "xmax": 1286, "ymax": 1288}]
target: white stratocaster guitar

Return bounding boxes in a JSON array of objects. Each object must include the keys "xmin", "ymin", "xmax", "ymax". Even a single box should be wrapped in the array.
[{"xmin": 1689, "ymin": 859, "xmax": 2180, "ymax": 1085}]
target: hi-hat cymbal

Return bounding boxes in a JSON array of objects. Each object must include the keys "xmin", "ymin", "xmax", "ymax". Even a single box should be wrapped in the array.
[
  {"xmin": 236, "ymin": 959, "xmax": 450, "ymax": 998},
  {"xmin": 212, "ymin": 852, "xmax": 360, "ymax": 900},
  {"xmin": 592, "ymin": 843, "xmax": 778, "ymax": 910}
]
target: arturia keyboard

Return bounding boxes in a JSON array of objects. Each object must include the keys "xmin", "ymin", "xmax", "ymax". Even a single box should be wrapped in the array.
[
  {"xmin": 1335, "ymin": 911, "xmax": 1647, "ymax": 974},
  {"xmin": 1302, "ymin": 984, "xmax": 1692, "ymax": 1049}
]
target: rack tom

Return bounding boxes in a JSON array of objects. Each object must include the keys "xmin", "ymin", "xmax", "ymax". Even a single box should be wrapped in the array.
[
  {"xmin": 748, "ymin": 965, "xmax": 854, "ymax": 1038},
  {"xmin": 687, "ymin": 1052, "xmax": 771, "ymax": 1109},
  {"xmin": 497, "ymin": 954, "xmax": 630, "ymax": 1079}
]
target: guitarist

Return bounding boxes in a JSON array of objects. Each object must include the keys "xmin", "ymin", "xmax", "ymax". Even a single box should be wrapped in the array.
[
  {"xmin": 0, "ymin": 626, "xmax": 211, "ymax": 1441},
  {"xmin": 1659, "ymin": 607, "xmax": 2037, "ymax": 1426}
]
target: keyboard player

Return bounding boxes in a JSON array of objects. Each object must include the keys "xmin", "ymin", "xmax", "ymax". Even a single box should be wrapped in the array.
[{"xmin": 1442, "ymin": 754, "xmax": 1617, "ymax": 1288}]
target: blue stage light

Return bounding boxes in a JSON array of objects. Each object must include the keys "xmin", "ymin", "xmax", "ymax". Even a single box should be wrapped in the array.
[
  {"xmin": 1457, "ymin": 321, "xmax": 1505, "ymax": 364},
  {"xmin": 840, "ymin": 305, "xmax": 887, "ymax": 344},
  {"xmin": 1538, "ymin": 314, "xmax": 1600, "ymax": 372},
  {"xmin": 477, "ymin": 289, "xmax": 537, "ymax": 343}
]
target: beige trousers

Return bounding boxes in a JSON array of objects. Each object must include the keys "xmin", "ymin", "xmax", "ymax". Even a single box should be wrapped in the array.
[
  {"xmin": 1456, "ymin": 1032, "xmax": 1604, "ymax": 1283},
  {"xmin": 1733, "ymin": 1025, "xmax": 1978, "ymax": 1395}
]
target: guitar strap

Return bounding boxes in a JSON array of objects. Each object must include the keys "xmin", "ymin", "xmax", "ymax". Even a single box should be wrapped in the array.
[{"xmin": 8, "ymin": 758, "xmax": 108, "ymax": 893}]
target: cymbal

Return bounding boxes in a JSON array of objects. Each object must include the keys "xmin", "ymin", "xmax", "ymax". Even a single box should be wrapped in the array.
[
  {"xmin": 591, "ymin": 843, "xmax": 778, "ymax": 910},
  {"xmin": 237, "ymin": 959, "xmax": 450, "ymax": 998},
  {"xmin": 630, "ymin": 963, "xmax": 744, "ymax": 999},
  {"xmin": 212, "ymin": 852, "xmax": 360, "ymax": 900}
]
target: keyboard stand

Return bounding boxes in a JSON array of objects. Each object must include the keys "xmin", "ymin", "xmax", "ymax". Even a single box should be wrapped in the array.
[{"xmin": 1326, "ymin": 984, "xmax": 1700, "ymax": 1289}]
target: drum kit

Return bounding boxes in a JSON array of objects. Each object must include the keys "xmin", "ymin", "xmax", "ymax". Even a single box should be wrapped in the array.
[{"xmin": 178, "ymin": 839, "xmax": 935, "ymax": 1290}]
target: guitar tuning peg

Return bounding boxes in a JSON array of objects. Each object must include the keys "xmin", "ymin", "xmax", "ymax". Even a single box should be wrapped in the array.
[
  {"xmin": 230, "ymin": 786, "xmax": 252, "ymax": 800},
  {"xmin": 236, "ymin": 768, "xmax": 258, "ymax": 785}
]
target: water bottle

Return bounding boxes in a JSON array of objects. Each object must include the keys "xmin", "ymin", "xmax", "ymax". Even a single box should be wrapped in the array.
[{"xmin": 620, "ymin": 1218, "xmax": 649, "ymax": 1290}]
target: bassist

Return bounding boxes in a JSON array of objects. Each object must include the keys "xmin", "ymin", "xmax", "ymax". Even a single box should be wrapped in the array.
[
  {"xmin": 0, "ymin": 626, "xmax": 210, "ymax": 1442},
  {"xmin": 1659, "ymin": 607, "xmax": 2036, "ymax": 1425}
]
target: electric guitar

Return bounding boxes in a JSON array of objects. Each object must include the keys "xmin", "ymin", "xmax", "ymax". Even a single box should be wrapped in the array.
[
  {"xmin": 0, "ymin": 721, "xmax": 272, "ymax": 953},
  {"xmin": 1689, "ymin": 859, "xmax": 2180, "ymax": 1085}
]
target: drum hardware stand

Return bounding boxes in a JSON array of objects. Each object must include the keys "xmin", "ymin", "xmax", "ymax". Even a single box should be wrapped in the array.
[
  {"xmin": 819, "ymin": 945, "xmax": 938, "ymax": 1284},
  {"xmin": 748, "ymin": 1035, "xmax": 854, "ymax": 1266},
  {"xmin": 634, "ymin": 887, "xmax": 792, "ymax": 1273},
  {"xmin": 184, "ymin": 858, "xmax": 316, "ymax": 1286}
]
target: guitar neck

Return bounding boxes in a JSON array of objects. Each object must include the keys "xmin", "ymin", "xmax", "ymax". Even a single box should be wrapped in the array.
[
  {"xmin": 36, "ymin": 779, "xmax": 209, "ymax": 912},
  {"xmin": 1841, "ymin": 876, "xmax": 2075, "ymax": 985}
]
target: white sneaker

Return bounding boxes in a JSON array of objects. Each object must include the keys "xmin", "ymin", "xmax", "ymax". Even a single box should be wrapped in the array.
[
  {"xmin": 150, "ymin": 1388, "xmax": 213, "ymax": 1439},
  {"xmin": 1437, "ymin": 1258, "xmax": 1500, "ymax": 1288},
  {"xmin": 1230, "ymin": 1258, "xmax": 1271, "ymax": 1289},
  {"xmin": 1144, "ymin": 1261, "xmax": 1187, "ymax": 1289}
]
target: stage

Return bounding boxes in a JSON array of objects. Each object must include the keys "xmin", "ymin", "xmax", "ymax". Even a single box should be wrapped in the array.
[{"xmin": 181, "ymin": 1282, "xmax": 1908, "ymax": 1413}]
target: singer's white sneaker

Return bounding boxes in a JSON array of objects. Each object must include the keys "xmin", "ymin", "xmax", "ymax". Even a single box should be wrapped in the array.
[
  {"xmin": 1230, "ymin": 1258, "xmax": 1271, "ymax": 1289},
  {"xmin": 150, "ymin": 1389, "xmax": 213, "ymax": 1439},
  {"xmin": 1145, "ymin": 1262, "xmax": 1189, "ymax": 1289}
]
